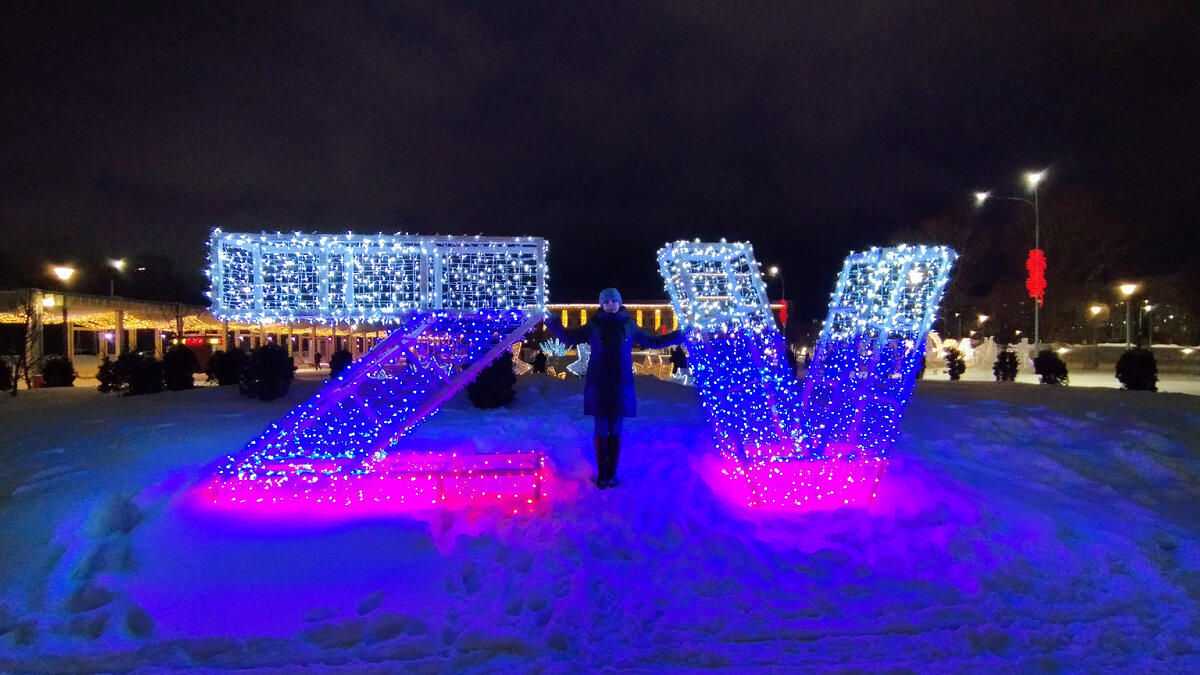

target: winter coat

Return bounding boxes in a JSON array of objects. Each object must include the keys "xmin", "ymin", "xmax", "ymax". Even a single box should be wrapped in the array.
[{"xmin": 549, "ymin": 307, "xmax": 685, "ymax": 418}]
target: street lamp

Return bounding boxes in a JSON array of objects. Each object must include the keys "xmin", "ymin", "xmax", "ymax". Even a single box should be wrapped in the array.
[
  {"xmin": 52, "ymin": 266, "xmax": 75, "ymax": 283},
  {"xmin": 974, "ymin": 168, "xmax": 1047, "ymax": 350},
  {"xmin": 1119, "ymin": 283, "xmax": 1138, "ymax": 347},
  {"xmin": 977, "ymin": 314, "xmax": 989, "ymax": 338},
  {"xmin": 109, "ymin": 258, "xmax": 126, "ymax": 297},
  {"xmin": 1089, "ymin": 304, "xmax": 1104, "ymax": 368},
  {"xmin": 1142, "ymin": 303, "xmax": 1155, "ymax": 348},
  {"xmin": 767, "ymin": 265, "xmax": 785, "ymax": 301}
]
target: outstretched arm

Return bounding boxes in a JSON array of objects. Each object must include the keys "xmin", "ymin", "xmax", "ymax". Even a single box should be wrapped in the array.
[
  {"xmin": 633, "ymin": 324, "xmax": 690, "ymax": 350},
  {"xmin": 544, "ymin": 314, "xmax": 591, "ymax": 347}
]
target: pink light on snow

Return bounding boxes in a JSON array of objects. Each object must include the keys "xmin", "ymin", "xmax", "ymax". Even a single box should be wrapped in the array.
[
  {"xmin": 193, "ymin": 451, "xmax": 551, "ymax": 522},
  {"xmin": 697, "ymin": 449, "xmax": 887, "ymax": 512}
]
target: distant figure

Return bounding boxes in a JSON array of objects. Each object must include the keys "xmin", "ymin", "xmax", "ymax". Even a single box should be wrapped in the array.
[
  {"xmin": 533, "ymin": 350, "xmax": 547, "ymax": 374},
  {"xmin": 669, "ymin": 345, "xmax": 689, "ymax": 374},
  {"xmin": 314, "ymin": 352, "xmax": 322, "ymax": 370}
]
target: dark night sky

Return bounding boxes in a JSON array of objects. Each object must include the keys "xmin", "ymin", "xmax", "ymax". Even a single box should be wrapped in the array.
[{"xmin": 3, "ymin": 1, "xmax": 1198, "ymax": 317}]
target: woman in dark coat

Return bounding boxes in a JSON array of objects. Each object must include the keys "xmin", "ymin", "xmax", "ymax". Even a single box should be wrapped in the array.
[{"xmin": 548, "ymin": 287, "xmax": 687, "ymax": 489}]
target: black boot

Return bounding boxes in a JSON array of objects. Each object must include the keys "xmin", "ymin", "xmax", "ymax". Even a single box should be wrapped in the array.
[
  {"xmin": 605, "ymin": 435, "xmax": 622, "ymax": 488},
  {"xmin": 593, "ymin": 436, "xmax": 608, "ymax": 489}
]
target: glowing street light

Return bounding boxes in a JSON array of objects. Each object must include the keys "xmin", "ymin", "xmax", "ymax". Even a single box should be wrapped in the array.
[
  {"xmin": 52, "ymin": 266, "xmax": 75, "ymax": 282},
  {"xmin": 1119, "ymin": 283, "xmax": 1138, "ymax": 347},
  {"xmin": 1089, "ymin": 304, "xmax": 1104, "ymax": 368},
  {"xmin": 109, "ymin": 258, "xmax": 126, "ymax": 296},
  {"xmin": 974, "ymin": 168, "xmax": 1048, "ymax": 349},
  {"xmin": 767, "ymin": 265, "xmax": 786, "ymax": 332}
]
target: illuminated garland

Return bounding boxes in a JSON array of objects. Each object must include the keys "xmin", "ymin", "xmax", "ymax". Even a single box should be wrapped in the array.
[
  {"xmin": 798, "ymin": 244, "xmax": 956, "ymax": 457},
  {"xmin": 658, "ymin": 240, "xmax": 955, "ymax": 510},
  {"xmin": 201, "ymin": 231, "xmax": 551, "ymax": 514},
  {"xmin": 206, "ymin": 230, "xmax": 549, "ymax": 324}
]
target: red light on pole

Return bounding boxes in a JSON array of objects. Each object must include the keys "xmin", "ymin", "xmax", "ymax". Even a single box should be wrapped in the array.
[{"xmin": 1026, "ymin": 249, "xmax": 1046, "ymax": 307}]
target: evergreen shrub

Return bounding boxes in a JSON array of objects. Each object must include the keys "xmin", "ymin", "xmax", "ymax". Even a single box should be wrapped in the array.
[
  {"xmin": 328, "ymin": 349, "xmax": 353, "ymax": 379},
  {"xmin": 467, "ymin": 351, "xmax": 517, "ymax": 409},
  {"xmin": 1033, "ymin": 349, "xmax": 1069, "ymax": 385},
  {"xmin": 41, "ymin": 355, "xmax": 77, "ymax": 387},
  {"xmin": 97, "ymin": 356, "xmax": 121, "ymax": 393},
  {"xmin": 120, "ymin": 352, "xmax": 165, "ymax": 395},
  {"xmin": 206, "ymin": 349, "xmax": 249, "ymax": 386},
  {"xmin": 239, "ymin": 344, "xmax": 295, "ymax": 401},
  {"xmin": 944, "ymin": 349, "xmax": 966, "ymax": 381},
  {"xmin": 163, "ymin": 346, "xmax": 199, "ymax": 391},
  {"xmin": 993, "ymin": 349, "xmax": 1018, "ymax": 382},
  {"xmin": 1115, "ymin": 347, "xmax": 1158, "ymax": 391}
]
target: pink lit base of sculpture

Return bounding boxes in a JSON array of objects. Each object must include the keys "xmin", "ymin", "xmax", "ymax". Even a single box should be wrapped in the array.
[
  {"xmin": 195, "ymin": 451, "xmax": 547, "ymax": 520},
  {"xmin": 699, "ymin": 447, "xmax": 887, "ymax": 511}
]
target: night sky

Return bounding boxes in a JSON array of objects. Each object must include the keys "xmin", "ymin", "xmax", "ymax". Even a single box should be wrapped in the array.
[{"xmin": 3, "ymin": 2, "xmax": 1198, "ymax": 318}]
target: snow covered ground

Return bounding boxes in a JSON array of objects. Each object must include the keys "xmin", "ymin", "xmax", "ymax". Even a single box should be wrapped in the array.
[{"xmin": 1, "ymin": 368, "xmax": 1199, "ymax": 673}]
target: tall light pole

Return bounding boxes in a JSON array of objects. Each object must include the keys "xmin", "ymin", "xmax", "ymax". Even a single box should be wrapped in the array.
[
  {"xmin": 767, "ymin": 265, "xmax": 785, "ymax": 301},
  {"xmin": 1119, "ymin": 283, "xmax": 1138, "ymax": 347},
  {"xmin": 1089, "ymin": 304, "xmax": 1103, "ymax": 369},
  {"xmin": 767, "ymin": 265, "xmax": 786, "ymax": 333},
  {"xmin": 50, "ymin": 265, "xmax": 76, "ymax": 358},
  {"xmin": 109, "ymin": 258, "xmax": 126, "ymax": 297},
  {"xmin": 974, "ymin": 168, "xmax": 1047, "ymax": 350},
  {"xmin": 1143, "ymin": 303, "xmax": 1154, "ymax": 348}
]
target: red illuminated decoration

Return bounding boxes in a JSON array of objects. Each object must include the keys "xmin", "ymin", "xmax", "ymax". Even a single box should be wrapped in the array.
[
  {"xmin": 1026, "ymin": 249, "xmax": 1046, "ymax": 306},
  {"xmin": 184, "ymin": 337, "xmax": 206, "ymax": 346}
]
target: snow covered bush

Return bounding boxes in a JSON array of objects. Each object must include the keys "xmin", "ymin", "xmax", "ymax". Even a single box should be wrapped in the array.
[
  {"xmin": 205, "ymin": 349, "xmax": 249, "ymax": 386},
  {"xmin": 162, "ymin": 347, "xmax": 199, "ymax": 391},
  {"xmin": 1033, "ymin": 349, "xmax": 1069, "ymax": 385},
  {"xmin": 328, "ymin": 349, "xmax": 353, "ymax": 379},
  {"xmin": 993, "ymin": 349, "xmax": 1018, "ymax": 382},
  {"xmin": 1115, "ymin": 347, "xmax": 1158, "ymax": 391},
  {"xmin": 467, "ymin": 350, "xmax": 516, "ymax": 408},
  {"xmin": 944, "ymin": 348, "xmax": 966, "ymax": 380},
  {"xmin": 238, "ymin": 344, "xmax": 295, "ymax": 401},
  {"xmin": 40, "ymin": 355, "xmax": 77, "ymax": 387}
]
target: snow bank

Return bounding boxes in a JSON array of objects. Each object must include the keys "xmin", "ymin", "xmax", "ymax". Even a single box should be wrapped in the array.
[{"xmin": 1, "ymin": 372, "xmax": 1198, "ymax": 672}]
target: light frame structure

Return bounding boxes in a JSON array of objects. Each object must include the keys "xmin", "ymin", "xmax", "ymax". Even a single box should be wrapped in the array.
[{"xmin": 207, "ymin": 230, "xmax": 548, "ymax": 324}]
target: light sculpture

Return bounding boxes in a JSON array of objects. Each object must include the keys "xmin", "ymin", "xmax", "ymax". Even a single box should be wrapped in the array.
[
  {"xmin": 511, "ymin": 343, "xmax": 533, "ymax": 375},
  {"xmin": 540, "ymin": 338, "xmax": 568, "ymax": 357},
  {"xmin": 200, "ymin": 231, "xmax": 550, "ymax": 513},
  {"xmin": 658, "ymin": 240, "xmax": 955, "ymax": 510},
  {"xmin": 565, "ymin": 343, "xmax": 590, "ymax": 378}
]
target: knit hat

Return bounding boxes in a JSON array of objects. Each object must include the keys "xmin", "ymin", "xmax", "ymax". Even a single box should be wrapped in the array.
[{"xmin": 598, "ymin": 287, "xmax": 622, "ymax": 305}]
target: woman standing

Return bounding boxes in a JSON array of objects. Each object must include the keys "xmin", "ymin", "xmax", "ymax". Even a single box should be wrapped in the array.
[{"xmin": 547, "ymin": 288, "xmax": 688, "ymax": 489}]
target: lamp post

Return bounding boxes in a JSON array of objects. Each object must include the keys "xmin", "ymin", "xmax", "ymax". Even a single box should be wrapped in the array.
[
  {"xmin": 50, "ymin": 266, "xmax": 76, "ymax": 358},
  {"xmin": 1089, "ymin": 304, "xmax": 1103, "ymax": 369},
  {"xmin": 1119, "ymin": 283, "xmax": 1138, "ymax": 347},
  {"xmin": 974, "ymin": 169, "xmax": 1047, "ymax": 350},
  {"xmin": 977, "ymin": 314, "xmax": 989, "ymax": 339},
  {"xmin": 767, "ymin": 265, "xmax": 785, "ymax": 302},
  {"xmin": 1143, "ymin": 303, "xmax": 1154, "ymax": 348},
  {"xmin": 109, "ymin": 258, "xmax": 126, "ymax": 297},
  {"xmin": 767, "ymin": 265, "xmax": 786, "ymax": 333}
]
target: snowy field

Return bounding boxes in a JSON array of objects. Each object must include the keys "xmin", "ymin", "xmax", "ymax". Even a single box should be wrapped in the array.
[{"xmin": 1, "ymin": 369, "xmax": 1199, "ymax": 673}]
